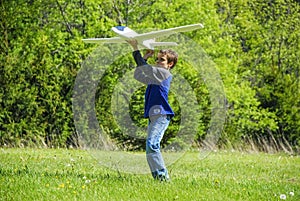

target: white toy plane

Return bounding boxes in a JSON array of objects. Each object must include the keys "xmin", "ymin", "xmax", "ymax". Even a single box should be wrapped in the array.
[{"xmin": 82, "ymin": 23, "xmax": 204, "ymax": 50}]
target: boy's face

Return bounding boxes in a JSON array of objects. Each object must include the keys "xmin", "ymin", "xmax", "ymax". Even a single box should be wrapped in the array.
[{"xmin": 156, "ymin": 53, "xmax": 173, "ymax": 70}]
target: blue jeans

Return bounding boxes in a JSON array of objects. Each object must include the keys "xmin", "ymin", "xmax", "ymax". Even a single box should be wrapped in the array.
[{"xmin": 146, "ymin": 115, "xmax": 170, "ymax": 179}]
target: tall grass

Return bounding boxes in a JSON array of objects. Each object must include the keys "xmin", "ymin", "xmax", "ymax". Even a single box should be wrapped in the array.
[{"xmin": 0, "ymin": 148, "xmax": 299, "ymax": 201}]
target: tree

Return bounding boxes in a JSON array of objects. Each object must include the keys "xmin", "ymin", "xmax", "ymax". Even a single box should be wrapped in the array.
[{"xmin": 0, "ymin": 0, "xmax": 299, "ymax": 152}]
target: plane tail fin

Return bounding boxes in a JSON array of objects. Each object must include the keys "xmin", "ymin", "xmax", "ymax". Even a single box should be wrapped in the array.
[
  {"xmin": 142, "ymin": 39, "xmax": 178, "ymax": 50},
  {"xmin": 150, "ymin": 42, "xmax": 178, "ymax": 47}
]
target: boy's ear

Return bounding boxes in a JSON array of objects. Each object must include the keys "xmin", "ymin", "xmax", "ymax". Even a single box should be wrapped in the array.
[{"xmin": 168, "ymin": 61, "xmax": 174, "ymax": 68}]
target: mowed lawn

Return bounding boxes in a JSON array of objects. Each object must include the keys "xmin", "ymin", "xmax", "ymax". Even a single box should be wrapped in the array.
[{"xmin": 0, "ymin": 148, "xmax": 299, "ymax": 201}]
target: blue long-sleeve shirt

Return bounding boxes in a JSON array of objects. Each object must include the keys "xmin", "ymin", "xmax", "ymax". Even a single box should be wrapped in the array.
[{"xmin": 132, "ymin": 50, "xmax": 174, "ymax": 118}]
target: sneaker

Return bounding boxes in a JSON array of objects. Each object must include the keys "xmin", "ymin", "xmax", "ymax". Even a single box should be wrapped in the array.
[{"xmin": 156, "ymin": 174, "xmax": 170, "ymax": 182}]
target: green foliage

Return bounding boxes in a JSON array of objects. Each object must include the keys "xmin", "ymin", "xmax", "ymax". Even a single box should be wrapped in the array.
[
  {"xmin": 215, "ymin": 0, "xmax": 300, "ymax": 149},
  {"xmin": 0, "ymin": 0, "xmax": 299, "ymax": 151},
  {"xmin": 0, "ymin": 0, "xmax": 86, "ymax": 147}
]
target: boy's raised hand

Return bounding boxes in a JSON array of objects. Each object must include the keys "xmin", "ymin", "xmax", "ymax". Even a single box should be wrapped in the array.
[{"xmin": 126, "ymin": 39, "xmax": 139, "ymax": 51}]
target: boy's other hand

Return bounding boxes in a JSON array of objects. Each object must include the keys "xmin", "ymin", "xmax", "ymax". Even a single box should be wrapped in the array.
[{"xmin": 143, "ymin": 49, "xmax": 154, "ymax": 60}]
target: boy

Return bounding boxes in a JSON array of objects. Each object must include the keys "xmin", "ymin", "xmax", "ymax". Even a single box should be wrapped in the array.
[{"xmin": 127, "ymin": 39, "xmax": 178, "ymax": 181}]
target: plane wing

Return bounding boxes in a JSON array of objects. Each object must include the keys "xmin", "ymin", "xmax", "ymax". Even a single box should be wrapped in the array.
[
  {"xmin": 82, "ymin": 37, "xmax": 126, "ymax": 44},
  {"xmin": 134, "ymin": 23, "xmax": 204, "ymax": 41}
]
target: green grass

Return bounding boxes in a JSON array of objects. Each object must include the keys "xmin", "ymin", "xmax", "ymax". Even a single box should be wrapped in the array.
[{"xmin": 0, "ymin": 148, "xmax": 299, "ymax": 201}]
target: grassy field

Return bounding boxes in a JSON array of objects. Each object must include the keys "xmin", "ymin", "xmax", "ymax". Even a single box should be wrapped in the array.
[{"xmin": 0, "ymin": 148, "xmax": 299, "ymax": 201}]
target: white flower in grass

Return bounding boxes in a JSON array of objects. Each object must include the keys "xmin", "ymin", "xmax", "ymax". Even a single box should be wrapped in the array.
[
  {"xmin": 279, "ymin": 194, "xmax": 286, "ymax": 200},
  {"xmin": 85, "ymin": 180, "xmax": 91, "ymax": 184},
  {"xmin": 289, "ymin": 191, "xmax": 294, "ymax": 196},
  {"xmin": 66, "ymin": 163, "xmax": 71, "ymax": 167}
]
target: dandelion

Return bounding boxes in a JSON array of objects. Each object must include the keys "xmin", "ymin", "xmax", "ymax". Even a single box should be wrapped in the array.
[{"xmin": 279, "ymin": 194, "xmax": 286, "ymax": 200}]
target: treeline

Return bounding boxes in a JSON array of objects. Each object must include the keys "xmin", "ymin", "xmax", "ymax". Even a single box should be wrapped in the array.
[{"xmin": 0, "ymin": 0, "xmax": 299, "ymax": 152}]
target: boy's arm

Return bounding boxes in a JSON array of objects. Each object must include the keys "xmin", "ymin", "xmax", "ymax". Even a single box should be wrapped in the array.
[
  {"xmin": 127, "ymin": 39, "xmax": 154, "ymax": 66},
  {"xmin": 133, "ymin": 50, "xmax": 148, "ymax": 66},
  {"xmin": 134, "ymin": 65, "xmax": 171, "ymax": 85},
  {"xmin": 127, "ymin": 39, "xmax": 146, "ymax": 66},
  {"xmin": 127, "ymin": 39, "xmax": 170, "ymax": 85}
]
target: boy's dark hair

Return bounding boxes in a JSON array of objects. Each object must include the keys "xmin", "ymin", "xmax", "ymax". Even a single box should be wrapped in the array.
[{"xmin": 159, "ymin": 49, "xmax": 178, "ymax": 69}]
